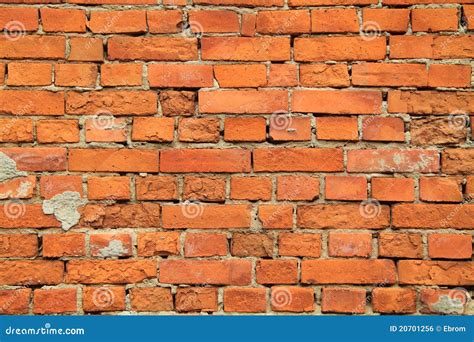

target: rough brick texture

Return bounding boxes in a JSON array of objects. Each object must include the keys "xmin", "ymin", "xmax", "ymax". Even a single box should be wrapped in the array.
[{"xmin": 0, "ymin": 0, "xmax": 472, "ymax": 317}]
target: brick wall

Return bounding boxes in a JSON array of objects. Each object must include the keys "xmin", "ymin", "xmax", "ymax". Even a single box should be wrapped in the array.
[{"xmin": 0, "ymin": 0, "xmax": 473, "ymax": 315}]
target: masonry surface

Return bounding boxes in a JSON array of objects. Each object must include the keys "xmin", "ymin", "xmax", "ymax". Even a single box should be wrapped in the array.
[{"xmin": 0, "ymin": 0, "xmax": 473, "ymax": 316}]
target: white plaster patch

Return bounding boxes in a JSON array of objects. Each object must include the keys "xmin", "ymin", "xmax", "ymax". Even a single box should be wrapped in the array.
[
  {"xmin": 0, "ymin": 152, "xmax": 27, "ymax": 183},
  {"xmin": 42, "ymin": 191, "xmax": 87, "ymax": 231},
  {"xmin": 98, "ymin": 240, "xmax": 129, "ymax": 258}
]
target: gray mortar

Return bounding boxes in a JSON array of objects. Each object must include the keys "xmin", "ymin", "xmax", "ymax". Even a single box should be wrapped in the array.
[
  {"xmin": 42, "ymin": 191, "xmax": 87, "ymax": 231},
  {"xmin": 431, "ymin": 295, "xmax": 465, "ymax": 314},
  {"xmin": 0, "ymin": 152, "xmax": 27, "ymax": 183}
]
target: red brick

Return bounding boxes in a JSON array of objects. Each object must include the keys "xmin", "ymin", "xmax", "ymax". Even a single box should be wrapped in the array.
[
  {"xmin": 322, "ymin": 287, "xmax": 366, "ymax": 314},
  {"xmin": 162, "ymin": 204, "xmax": 250, "ymax": 229},
  {"xmin": 428, "ymin": 234, "xmax": 472, "ymax": 259},
  {"xmin": 200, "ymin": 90, "xmax": 287, "ymax": 114},
  {"xmin": 295, "ymin": 37, "xmax": 386, "ymax": 61},
  {"xmin": 101, "ymin": 63, "xmax": 142, "ymax": 86},
  {"xmin": 231, "ymin": 176, "xmax": 272, "ymax": 201},
  {"xmin": 185, "ymin": 233, "xmax": 227, "ymax": 257},
  {"xmin": 254, "ymin": 148, "xmax": 343, "ymax": 172},
  {"xmin": 293, "ymin": 90, "xmax": 382, "ymax": 114},
  {"xmin": 82, "ymin": 204, "xmax": 158, "ymax": 229},
  {"xmin": 0, "ymin": 234, "xmax": 37, "ymax": 257},
  {"xmin": 393, "ymin": 204, "xmax": 474, "ymax": 229},
  {"xmin": 328, "ymin": 233, "xmax": 372, "ymax": 258},
  {"xmin": 108, "ymin": 37, "xmax": 197, "ymax": 61},
  {"xmin": 231, "ymin": 233, "xmax": 273, "ymax": 257},
  {"xmin": 56, "ymin": 63, "xmax": 97, "ymax": 87},
  {"xmin": 278, "ymin": 233, "xmax": 321, "ymax": 257},
  {"xmin": 176, "ymin": 288, "xmax": 217, "ymax": 313},
  {"xmin": 271, "ymin": 286, "xmax": 314, "ymax": 312},
  {"xmin": 40, "ymin": 175, "xmax": 83, "ymax": 199},
  {"xmin": 256, "ymin": 260, "xmax": 298, "ymax": 284},
  {"xmin": 0, "ymin": 204, "xmax": 60, "ymax": 229},
  {"xmin": 160, "ymin": 91, "xmax": 196, "ymax": 116},
  {"xmin": 325, "ymin": 176, "xmax": 367, "ymax": 201},
  {"xmin": 130, "ymin": 288, "xmax": 173, "ymax": 312},
  {"xmin": 302, "ymin": 260, "xmax": 396, "ymax": 285},
  {"xmin": 316, "ymin": 117, "xmax": 358, "ymax": 141},
  {"xmin": 420, "ymin": 288, "xmax": 469, "ymax": 314},
  {"xmin": 0, "ymin": 118, "xmax": 33, "ymax": 142},
  {"xmin": 362, "ymin": 9, "xmax": 409, "ymax": 32},
  {"xmin": 137, "ymin": 232, "xmax": 180, "ymax": 256},
  {"xmin": 132, "ymin": 117, "xmax": 174, "ymax": 142},
  {"xmin": 379, "ymin": 233, "xmax": 423, "ymax": 258},
  {"xmin": 214, "ymin": 64, "xmax": 266, "ymax": 88},
  {"xmin": 202, "ymin": 37, "xmax": 290, "ymax": 61},
  {"xmin": 90, "ymin": 233, "xmax": 132, "ymax": 258},
  {"xmin": 372, "ymin": 177, "xmax": 415, "ymax": 202},
  {"xmin": 67, "ymin": 91, "xmax": 157, "ymax": 115},
  {"xmin": 41, "ymin": 8, "xmax": 85, "ymax": 32},
  {"xmin": 160, "ymin": 260, "xmax": 252, "ymax": 285},
  {"xmin": 0, "ymin": 260, "xmax": 63, "ymax": 285},
  {"xmin": 33, "ymin": 288, "xmax": 77, "ymax": 314},
  {"xmin": 420, "ymin": 177, "xmax": 463, "ymax": 202},
  {"xmin": 85, "ymin": 118, "xmax": 127, "ymax": 143},
  {"xmin": 398, "ymin": 260, "xmax": 474, "ymax": 285},
  {"xmin": 189, "ymin": 10, "xmax": 239, "ymax": 33},
  {"xmin": 0, "ymin": 8, "xmax": 38, "ymax": 31},
  {"xmin": 298, "ymin": 204, "xmax": 390, "ymax": 229},
  {"xmin": 0, "ymin": 36, "xmax": 65, "ymax": 59},
  {"xmin": 224, "ymin": 288, "xmax": 266, "ymax": 313},
  {"xmin": 224, "ymin": 117, "xmax": 266, "ymax": 142},
  {"xmin": 1, "ymin": 147, "xmax": 66, "ymax": 171},
  {"xmin": 149, "ymin": 64, "xmax": 213, "ymax": 88},
  {"xmin": 43, "ymin": 234, "xmax": 85, "ymax": 257},
  {"xmin": 36, "ymin": 120, "xmax": 79, "ymax": 143},
  {"xmin": 0, "ymin": 289, "xmax": 31, "ymax": 314},
  {"xmin": 442, "ymin": 149, "xmax": 474, "ymax": 174},
  {"xmin": 136, "ymin": 176, "xmax": 178, "ymax": 201},
  {"xmin": 83, "ymin": 286, "xmax": 125, "ymax": 312},
  {"xmin": 69, "ymin": 37, "xmax": 103, "ymax": 62},
  {"xmin": 0, "ymin": 176, "xmax": 35, "ymax": 199},
  {"xmin": 268, "ymin": 64, "xmax": 297, "ymax": 87},
  {"xmin": 160, "ymin": 149, "xmax": 250, "ymax": 173},
  {"xmin": 372, "ymin": 288, "xmax": 416, "ymax": 314},
  {"xmin": 195, "ymin": 0, "xmax": 283, "ymax": 5},
  {"xmin": 311, "ymin": 9, "xmax": 358, "ymax": 33},
  {"xmin": 259, "ymin": 204, "xmax": 293, "ymax": 229},
  {"xmin": 269, "ymin": 116, "xmax": 311, "ymax": 141},
  {"xmin": 299, "ymin": 64, "xmax": 349, "ymax": 87},
  {"xmin": 362, "ymin": 117, "xmax": 405, "ymax": 142},
  {"xmin": 347, "ymin": 149, "xmax": 439, "ymax": 173},
  {"xmin": 178, "ymin": 118, "xmax": 219, "ymax": 142},
  {"xmin": 352, "ymin": 63, "xmax": 428, "ymax": 87},
  {"xmin": 412, "ymin": 8, "xmax": 458, "ymax": 32},
  {"xmin": 7, "ymin": 62, "xmax": 52, "ymax": 86},
  {"xmin": 69, "ymin": 149, "xmax": 159, "ymax": 172},
  {"xmin": 88, "ymin": 10, "xmax": 146, "ymax": 33},
  {"xmin": 428, "ymin": 64, "xmax": 471, "ymax": 88},
  {"xmin": 241, "ymin": 13, "xmax": 256, "ymax": 36},
  {"xmin": 0, "ymin": 90, "xmax": 64, "ymax": 115},
  {"xmin": 277, "ymin": 175, "xmax": 319, "ymax": 201},
  {"xmin": 67, "ymin": 260, "xmax": 156, "ymax": 284},
  {"xmin": 183, "ymin": 176, "xmax": 225, "ymax": 202},
  {"xmin": 147, "ymin": 10, "xmax": 182, "ymax": 33},
  {"xmin": 257, "ymin": 10, "xmax": 310, "ymax": 34}
]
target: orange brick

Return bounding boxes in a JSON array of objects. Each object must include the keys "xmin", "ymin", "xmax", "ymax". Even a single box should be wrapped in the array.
[
  {"xmin": 224, "ymin": 117, "xmax": 266, "ymax": 142},
  {"xmin": 316, "ymin": 117, "xmax": 358, "ymax": 141},
  {"xmin": 88, "ymin": 10, "xmax": 146, "ymax": 33},
  {"xmin": 33, "ymin": 288, "xmax": 77, "ymax": 314},
  {"xmin": 224, "ymin": 288, "xmax": 266, "ymax": 313},
  {"xmin": 278, "ymin": 233, "xmax": 321, "ymax": 257},
  {"xmin": 36, "ymin": 120, "xmax": 79, "ymax": 143},
  {"xmin": 90, "ymin": 233, "xmax": 133, "ymax": 257},
  {"xmin": 372, "ymin": 177, "xmax": 415, "ymax": 202},
  {"xmin": 412, "ymin": 8, "xmax": 458, "ymax": 32},
  {"xmin": 178, "ymin": 118, "xmax": 220, "ymax": 142},
  {"xmin": 214, "ymin": 64, "xmax": 266, "ymax": 88},
  {"xmin": 231, "ymin": 176, "xmax": 272, "ymax": 201},
  {"xmin": 185, "ymin": 233, "xmax": 227, "ymax": 257},
  {"xmin": 87, "ymin": 176, "xmax": 131, "ymax": 200},
  {"xmin": 136, "ymin": 176, "xmax": 178, "ymax": 201},
  {"xmin": 0, "ymin": 118, "xmax": 33, "ymax": 142},
  {"xmin": 130, "ymin": 288, "xmax": 173, "ymax": 312},
  {"xmin": 428, "ymin": 234, "xmax": 472, "ymax": 259},
  {"xmin": 257, "ymin": 10, "xmax": 310, "ymax": 34},
  {"xmin": 7, "ymin": 62, "xmax": 52, "ymax": 86},
  {"xmin": 101, "ymin": 63, "xmax": 142, "ymax": 86},
  {"xmin": 428, "ymin": 64, "xmax": 471, "ymax": 88},
  {"xmin": 149, "ymin": 64, "xmax": 213, "ymax": 88},
  {"xmin": 40, "ymin": 175, "xmax": 83, "ymax": 199},
  {"xmin": 43, "ymin": 234, "xmax": 85, "ymax": 257},
  {"xmin": 55, "ymin": 63, "xmax": 97, "ymax": 87},
  {"xmin": 256, "ymin": 260, "xmax": 298, "ymax": 284},
  {"xmin": 268, "ymin": 64, "xmax": 297, "ymax": 87},
  {"xmin": 259, "ymin": 204, "xmax": 293, "ymax": 229},
  {"xmin": 231, "ymin": 233, "xmax": 273, "ymax": 257},
  {"xmin": 189, "ymin": 10, "xmax": 239, "ymax": 33},
  {"xmin": 362, "ymin": 8, "xmax": 409, "ymax": 32},
  {"xmin": 83, "ymin": 286, "xmax": 126, "ymax": 312},
  {"xmin": 137, "ymin": 232, "xmax": 180, "ymax": 256},
  {"xmin": 322, "ymin": 287, "xmax": 366, "ymax": 314},
  {"xmin": 311, "ymin": 9, "xmax": 358, "ymax": 33},
  {"xmin": 379, "ymin": 233, "xmax": 423, "ymax": 259},
  {"xmin": 269, "ymin": 116, "xmax": 311, "ymax": 141},
  {"xmin": 183, "ymin": 176, "xmax": 226, "ymax": 202},
  {"xmin": 41, "ymin": 8, "xmax": 86, "ymax": 32},
  {"xmin": 420, "ymin": 177, "xmax": 463, "ymax": 202},
  {"xmin": 300, "ymin": 64, "xmax": 349, "ymax": 87},
  {"xmin": 328, "ymin": 232, "xmax": 372, "ymax": 257},
  {"xmin": 362, "ymin": 117, "xmax": 405, "ymax": 142},
  {"xmin": 271, "ymin": 287, "xmax": 314, "ymax": 313},
  {"xmin": 325, "ymin": 176, "xmax": 367, "ymax": 201},
  {"xmin": 0, "ymin": 8, "xmax": 38, "ymax": 31},
  {"xmin": 132, "ymin": 117, "xmax": 175, "ymax": 142},
  {"xmin": 69, "ymin": 37, "xmax": 103, "ymax": 62},
  {"xmin": 277, "ymin": 175, "xmax": 319, "ymax": 201},
  {"xmin": 85, "ymin": 118, "xmax": 127, "ymax": 143},
  {"xmin": 147, "ymin": 10, "xmax": 182, "ymax": 33}
]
